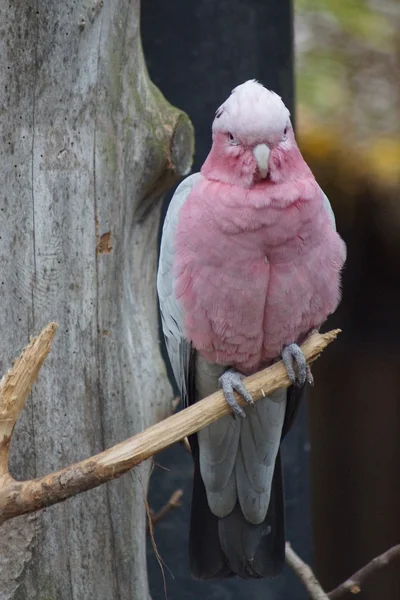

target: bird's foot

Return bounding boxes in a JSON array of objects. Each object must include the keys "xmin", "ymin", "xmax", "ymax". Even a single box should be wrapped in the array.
[
  {"xmin": 218, "ymin": 368, "xmax": 254, "ymax": 418},
  {"xmin": 282, "ymin": 343, "xmax": 308, "ymax": 387}
]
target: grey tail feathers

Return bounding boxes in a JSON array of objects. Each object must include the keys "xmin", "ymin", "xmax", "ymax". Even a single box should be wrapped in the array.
[
  {"xmin": 189, "ymin": 435, "xmax": 285, "ymax": 579},
  {"xmin": 188, "ymin": 383, "xmax": 306, "ymax": 580}
]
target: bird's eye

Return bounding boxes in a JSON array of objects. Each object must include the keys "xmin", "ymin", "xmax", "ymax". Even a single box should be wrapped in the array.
[
  {"xmin": 284, "ymin": 126, "xmax": 288, "ymax": 136},
  {"xmin": 227, "ymin": 132, "xmax": 237, "ymax": 144}
]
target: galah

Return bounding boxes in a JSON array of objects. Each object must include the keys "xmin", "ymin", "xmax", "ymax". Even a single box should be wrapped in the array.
[{"xmin": 157, "ymin": 80, "xmax": 346, "ymax": 580}]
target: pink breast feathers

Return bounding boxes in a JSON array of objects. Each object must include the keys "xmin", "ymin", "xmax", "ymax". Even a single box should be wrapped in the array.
[{"xmin": 174, "ymin": 177, "xmax": 346, "ymax": 374}]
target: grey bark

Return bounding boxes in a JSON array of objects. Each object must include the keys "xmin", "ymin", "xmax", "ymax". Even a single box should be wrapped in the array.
[{"xmin": 0, "ymin": 2, "xmax": 193, "ymax": 599}]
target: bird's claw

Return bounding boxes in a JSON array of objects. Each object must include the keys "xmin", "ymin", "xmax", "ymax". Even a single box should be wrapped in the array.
[
  {"xmin": 282, "ymin": 343, "xmax": 307, "ymax": 387},
  {"xmin": 218, "ymin": 368, "xmax": 254, "ymax": 418}
]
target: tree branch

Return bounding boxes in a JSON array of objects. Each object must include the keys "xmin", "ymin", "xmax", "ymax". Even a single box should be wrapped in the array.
[
  {"xmin": 0, "ymin": 325, "xmax": 340, "ymax": 523},
  {"xmin": 285, "ymin": 543, "xmax": 330, "ymax": 600},
  {"xmin": 327, "ymin": 544, "xmax": 400, "ymax": 599},
  {"xmin": 286, "ymin": 541, "xmax": 400, "ymax": 600}
]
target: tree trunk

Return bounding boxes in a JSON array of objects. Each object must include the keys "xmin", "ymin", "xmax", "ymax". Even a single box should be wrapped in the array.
[{"xmin": 0, "ymin": 2, "xmax": 193, "ymax": 599}]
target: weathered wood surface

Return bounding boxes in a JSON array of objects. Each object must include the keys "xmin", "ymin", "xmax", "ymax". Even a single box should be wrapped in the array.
[{"xmin": 0, "ymin": 2, "xmax": 193, "ymax": 599}]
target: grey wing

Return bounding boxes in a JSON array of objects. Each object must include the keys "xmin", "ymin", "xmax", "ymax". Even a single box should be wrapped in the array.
[
  {"xmin": 235, "ymin": 389, "xmax": 287, "ymax": 524},
  {"xmin": 196, "ymin": 354, "xmax": 241, "ymax": 518},
  {"xmin": 157, "ymin": 172, "xmax": 202, "ymax": 405}
]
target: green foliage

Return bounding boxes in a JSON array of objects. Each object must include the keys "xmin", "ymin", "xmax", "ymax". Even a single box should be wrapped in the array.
[
  {"xmin": 296, "ymin": 0, "xmax": 399, "ymax": 145},
  {"xmin": 297, "ymin": 0, "xmax": 395, "ymax": 48}
]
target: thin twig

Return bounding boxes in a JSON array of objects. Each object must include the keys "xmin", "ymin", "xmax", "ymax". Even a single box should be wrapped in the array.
[
  {"xmin": 286, "ymin": 543, "xmax": 330, "ymax": 600},
  {"xmin": 171, "ymin": 396, "xmax": 180, "ymax": 411},
  {"xmin": 148, "ymin": 489, "xmax": 183, "ymax": 529},
  {"xmin": 0, "ymin": 326, "xmax": 340, "ymax": 523},
  {"xmin": 328, "ymin": 544, "xmax": 400, "ymax": 599}
]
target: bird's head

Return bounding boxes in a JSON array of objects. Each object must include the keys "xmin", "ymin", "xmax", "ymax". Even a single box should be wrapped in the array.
[{"xmin": 202, "ymin": 80, "xmax": 307, "ymax": 188}]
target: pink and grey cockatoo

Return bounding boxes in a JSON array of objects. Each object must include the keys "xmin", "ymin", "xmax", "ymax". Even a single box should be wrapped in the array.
[{"xmin": 157, "ymin": 80, "xmax": 346, "ymax": 580}]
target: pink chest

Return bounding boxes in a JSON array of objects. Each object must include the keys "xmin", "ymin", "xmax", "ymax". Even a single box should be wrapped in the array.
[
  {"xmin": 175, "ymin": 180, "xmax": 346, "ymax": 373},
  {"xmin": 260, "ymin": 225, "xmax": 345, "ymax": 364}
]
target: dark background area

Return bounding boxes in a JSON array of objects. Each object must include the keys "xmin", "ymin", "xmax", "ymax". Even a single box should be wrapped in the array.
[{"xmin": 142, "ymin": 1, "xmax": 312, "ymax": 598}]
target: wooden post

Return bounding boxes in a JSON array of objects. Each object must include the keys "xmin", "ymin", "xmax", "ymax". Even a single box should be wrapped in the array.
[{"xmin": 0, "ymin": 2, "xmax": 193, "ymax": 599}]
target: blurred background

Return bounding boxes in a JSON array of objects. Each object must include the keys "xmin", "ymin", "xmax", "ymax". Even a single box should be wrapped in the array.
[
  {"xmin": 297, "ymin": 0, "xmax": 400, "ymax": 598},
  {"xmin": 143, "ymin": 0, "xmax": 400, "ymax": 598}
]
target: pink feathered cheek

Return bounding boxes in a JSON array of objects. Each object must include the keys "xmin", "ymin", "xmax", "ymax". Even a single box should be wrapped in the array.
[
  {"xmin": 233, "ymin": 146, "xmax": 257, "ymax": 180},
  {"xmin": 227, "ymin": 143, "xmax": 254, "ymax": 178},
  {"xmin": 269, "ymin": 147, "xmax": 283, "ymax": 173},
  {"xmin": 226, "ymin": 145, "xmax": 241, "ymax": 163}
]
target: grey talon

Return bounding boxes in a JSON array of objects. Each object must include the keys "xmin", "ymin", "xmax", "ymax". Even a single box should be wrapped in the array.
[
  {"xmin": 281, "ymin": 347, "xmax": 296, "ymax": 383},
  {"xmin": 232, "ymin": 379, "xmax": 254, "ymax": 405},
  {"xmin": 282, "ymin": 343, "xmax": 307, "ymax": 387},
  {"xmin": 219, "ymin": 368, "xmax": 253, "ymax": 418}
]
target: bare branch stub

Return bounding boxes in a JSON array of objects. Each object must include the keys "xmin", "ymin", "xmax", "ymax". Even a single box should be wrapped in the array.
[
  {"xmin": 0, "ymin": 322, "xmax": 58, "ymax": 478},
  {"xmin": 0, "ymin": 328, "xmax": 340, "ymax": 523}
]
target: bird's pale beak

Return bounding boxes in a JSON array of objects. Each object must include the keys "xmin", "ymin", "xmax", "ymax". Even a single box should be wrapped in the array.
[{"xmin": 253, "ymin": 144, "xmax": 270, "ymax": 179}]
